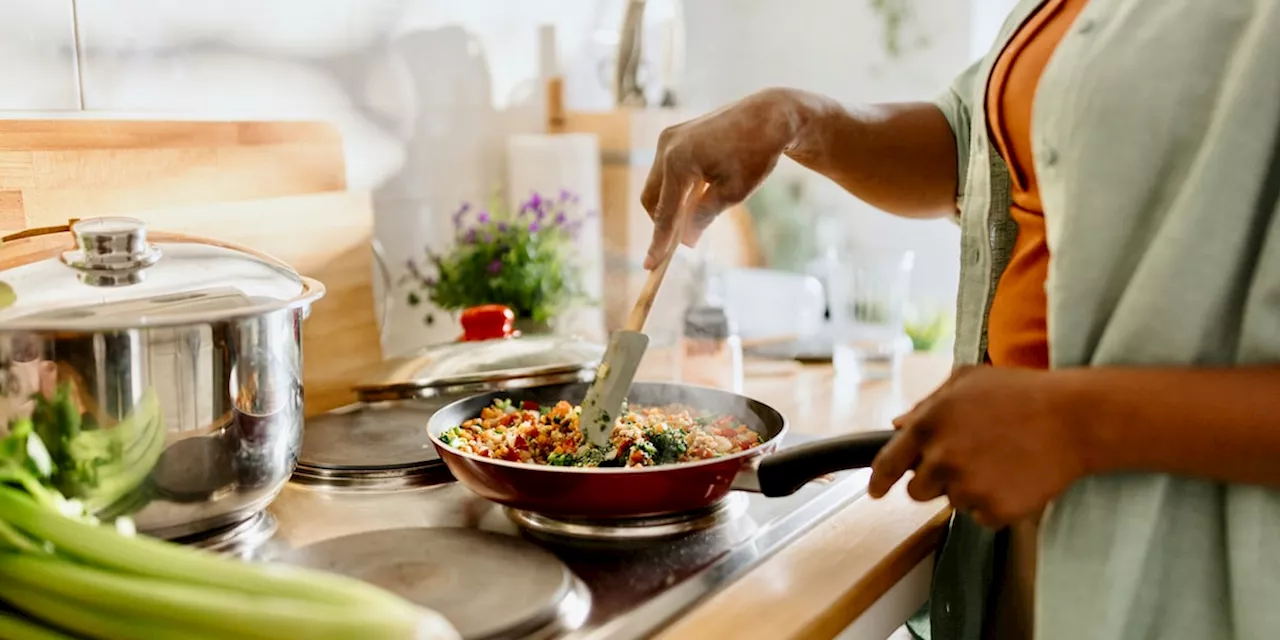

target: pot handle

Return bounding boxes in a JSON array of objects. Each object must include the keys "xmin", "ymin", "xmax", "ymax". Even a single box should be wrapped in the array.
[
  {"xmin": 755, "ymin": 430, "xmax": 896, "ymax": 498},
  {"xmin": 2, "ymin": 220, "xmax": 79, "ymax": 243}
]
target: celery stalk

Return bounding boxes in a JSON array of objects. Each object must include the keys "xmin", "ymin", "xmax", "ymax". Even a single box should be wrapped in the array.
[
  {"xmin": 0, "ymin": 608, "xmax": 75, "ymax": 640},
  {"xmin": 0, "ymin": 553, "xmax": 425, "ymax": 640},
  {"xmin": 0, "ymin": 581, "xmax": 221, "ymax": 640},
  {"xmin": 0, "ymin": 488, "xmax": 409, "ymax": 611},
  {"xmin": 0, "ymin": 518, "xmax": 41, "ymax": 553}
]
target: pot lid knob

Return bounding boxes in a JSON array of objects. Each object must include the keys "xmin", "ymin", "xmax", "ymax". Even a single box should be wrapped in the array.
[{"xmin": 62, "ymin": 217, "xmax": 162, "ymax": 285}]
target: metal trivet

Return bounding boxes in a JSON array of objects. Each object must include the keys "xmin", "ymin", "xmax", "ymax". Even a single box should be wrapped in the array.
[
  {"xmin": 507, "ymin": 493, "xmax": 750, "ymax": 542},
  {"xmin": 275, "ymin": 527, "xmax": 589, "ymax": 640},
  {"xmin": 174, "ymin": 511, "xmax": 278, "ymax": 558}
]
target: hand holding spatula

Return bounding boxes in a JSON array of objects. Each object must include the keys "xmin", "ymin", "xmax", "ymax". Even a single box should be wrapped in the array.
[{"xmin": 580, "ymin": 180, "xmax": 711, "ymax": 448}]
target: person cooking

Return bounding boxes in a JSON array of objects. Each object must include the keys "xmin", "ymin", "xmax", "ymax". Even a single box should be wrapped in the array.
[{"xmin": 638, "ymin": 1, "xmax": 1280, "ymax": 639}]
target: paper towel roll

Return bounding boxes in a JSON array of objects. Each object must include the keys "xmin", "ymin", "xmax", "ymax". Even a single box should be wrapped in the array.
[{"xmin": 505, "ymin": 133, "xmax": 604, "ymax": 340}]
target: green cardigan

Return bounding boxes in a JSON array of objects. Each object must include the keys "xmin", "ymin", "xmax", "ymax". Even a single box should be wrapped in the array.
[{"xmin": 916, "ymin": 0, "xmax": 1280, "ymax": 638}]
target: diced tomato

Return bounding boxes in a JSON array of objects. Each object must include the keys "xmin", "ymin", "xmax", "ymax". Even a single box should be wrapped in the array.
[
  {"xmin": 521, "ymin": 400, "xmax": 539, "ymax": 411},
  {"xmin": 514, "ymin": 434, "xmax": 527, "ymax": 449},
  {"xmin": 501, "ymin": 449, "xmax": 521, "ymax": 461}
]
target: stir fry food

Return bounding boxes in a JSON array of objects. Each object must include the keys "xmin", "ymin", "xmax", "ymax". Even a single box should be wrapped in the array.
[{"xmin": 438, "ymin": 399, "xmax": 764, "ymax": 468}]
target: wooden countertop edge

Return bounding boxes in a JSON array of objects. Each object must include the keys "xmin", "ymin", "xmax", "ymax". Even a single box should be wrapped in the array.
[{"xmin": 657, "ymin": 488, "xmax": 952, "ymax": 640}]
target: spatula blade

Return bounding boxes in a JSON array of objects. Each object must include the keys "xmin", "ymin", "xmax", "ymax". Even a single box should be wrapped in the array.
[{"xmin": 580, "ymin": 329, "xmax": 650, "ymax": 448}]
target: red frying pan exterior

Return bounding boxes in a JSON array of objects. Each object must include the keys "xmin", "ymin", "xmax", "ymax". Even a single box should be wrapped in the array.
[{"xmin": 426, "ymin": 382, "xmax": 786, "ymax": 518}]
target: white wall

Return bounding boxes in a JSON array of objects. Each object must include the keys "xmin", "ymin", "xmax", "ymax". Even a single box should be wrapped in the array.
[
  {"xmin": 682, "ymin": 0, "xmax": 974, "ymax": 310},
  {"xmin": 0, "ymin": 0, "xmax": 1012, "ymax": 354}
]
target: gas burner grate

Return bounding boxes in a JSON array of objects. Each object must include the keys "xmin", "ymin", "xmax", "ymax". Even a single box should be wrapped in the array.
[{"xmin": 507, "ymin": 493, "xmax": 750, "ymax": 542}]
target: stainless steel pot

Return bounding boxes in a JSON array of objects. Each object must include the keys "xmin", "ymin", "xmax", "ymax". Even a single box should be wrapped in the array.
[{"xmin": 0, "ymin": 218, "xmax": 324, "ymax": 539}]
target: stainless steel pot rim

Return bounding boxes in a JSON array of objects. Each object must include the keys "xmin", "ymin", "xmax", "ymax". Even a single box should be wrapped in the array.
[{"xmin": 0, "ymin": 277, "xmax": 326, "ymax": 331}]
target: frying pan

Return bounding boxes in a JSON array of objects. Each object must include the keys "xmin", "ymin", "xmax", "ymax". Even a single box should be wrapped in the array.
[{"xmin": 426, "ymin": 381, "xmax": 894, "ymax": 518}]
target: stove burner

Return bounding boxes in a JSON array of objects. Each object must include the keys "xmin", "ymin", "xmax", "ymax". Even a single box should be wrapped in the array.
[
  {"xmin": 299, "ymin": 401, "xmax": 443, "ymax": 468},
  {"xmin": 290, "ymin": 461, "xmax": 454, "ymax": 491},
  {"xmin": 508, "ymin": 493, "xmax": 749, "ymax": 542},
  {"xmin": 173, "ymin": 511, "xmax": 277, "ymax": 558},
  {"xmin": 274, "ymin": 527, "xmax": 589, "ymax": 640},
  {"xmin": 294, "ymin": 400, "xmax": 453, "ymax": 491}
]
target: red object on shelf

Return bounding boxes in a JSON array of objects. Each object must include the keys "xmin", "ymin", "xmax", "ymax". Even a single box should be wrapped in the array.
[{"xmin": 459, "ymin": 305, "xmax": 516, "ymax": 342}]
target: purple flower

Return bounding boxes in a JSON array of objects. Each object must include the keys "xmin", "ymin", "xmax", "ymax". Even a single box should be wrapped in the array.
[
  {"xmin": 464, "ymin": 229, "xmax": 477, "ymax": 243},
  {"xmin": 528, "ymin": 220, "xmax": 542, "ymax": 233},
  {"xmin": 585, "ymin": 209, "xmax": 598, "ymax": 219},
  {"xmin": 477, "ymin": 210, "xmax": 490, "ymax": 224},
  {"xmin": 558, "ymin": 188, "xmax": 572, "ymax": 202},
  {"xmin": 527, "ymin": 192, "xmax": 543, "ymax": 211},
  {"xmin": 496, "ymin": 222, "xmax": 508, "ymax": 232},
  {"xmin": 451, "ymin": 202, "xmax": 471, "ymax": 228},
  {"xmin": 487, "ymin": 260, "xmax": 503, "ymax": 274},
  {"xmin": 553, "ymin": 212, "xmax": 567, "ymax": 226}
]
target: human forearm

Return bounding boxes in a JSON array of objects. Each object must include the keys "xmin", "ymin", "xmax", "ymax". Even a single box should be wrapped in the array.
[
  {"xmin": 1059, "ymin": 367, "xmax": 1280, "ymax": 488},
  {"xmin": 780, "ymin": 91, "xmax": 961, "ymax": 220}
]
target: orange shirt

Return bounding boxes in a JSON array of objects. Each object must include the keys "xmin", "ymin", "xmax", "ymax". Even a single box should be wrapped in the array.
[
  {"xmin": 984, "ymin": 0, "xmax": 1088, "ymax": 369},
  {"xmin": 981, "ymin": 3, "xmax": 1088, "ymax": 639}
]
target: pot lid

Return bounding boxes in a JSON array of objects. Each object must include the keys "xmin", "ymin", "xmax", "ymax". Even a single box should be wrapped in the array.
[
  {"xmin": 354, "ymin": 334, "xmax": 604, "ymax": 400},
  {"xmin": 0, "ymin": 217, "xmax": 324, "ymax": 330}
]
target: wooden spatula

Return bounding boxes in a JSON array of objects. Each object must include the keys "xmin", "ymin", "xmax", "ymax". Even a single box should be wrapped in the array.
[{"xmin": 580, "ymin": 180, "xmax": 711, "ymax": 448}]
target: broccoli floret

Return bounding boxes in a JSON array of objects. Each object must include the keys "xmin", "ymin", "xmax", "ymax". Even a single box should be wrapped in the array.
[
  {"xmin": 647, "ymin": 428, "xmax": 688, "ymax": 465},
  {"xmin": 633, "ymin": 440, "xmax": 658, "ymax": 462},
  {"xmin": 574, "ymin": 447, "xmax": 607, "ymax": 467},
  {"xmin": 547, "ymin": 447, "xmax": 608, "ymax": 467}
]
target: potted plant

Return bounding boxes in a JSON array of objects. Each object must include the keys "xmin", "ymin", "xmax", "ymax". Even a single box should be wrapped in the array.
[{"xmin": 402, "ymin": 190, "xmax": 593, "ymax": 335}]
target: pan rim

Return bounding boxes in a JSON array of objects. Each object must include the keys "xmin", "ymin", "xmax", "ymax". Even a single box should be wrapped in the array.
[{"xmin": 426, "ymin": 383, "xmax": 789, "ymax": 475}]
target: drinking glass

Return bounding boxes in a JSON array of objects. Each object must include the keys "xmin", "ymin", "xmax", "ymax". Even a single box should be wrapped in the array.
[{"xmin": 828, "ymin": 247, "xmax": 915, "ymax": 382}]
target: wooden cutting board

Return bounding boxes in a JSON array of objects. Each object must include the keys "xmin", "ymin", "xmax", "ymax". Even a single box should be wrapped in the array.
[{"xmin": 0, "ymin": 119, "xmax": 381, "ymax": 417}]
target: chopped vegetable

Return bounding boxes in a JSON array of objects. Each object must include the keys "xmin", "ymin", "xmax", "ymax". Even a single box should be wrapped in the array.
[{"xmin": 0, "ymin": 387, "xmax": 460, "ymax": 640}]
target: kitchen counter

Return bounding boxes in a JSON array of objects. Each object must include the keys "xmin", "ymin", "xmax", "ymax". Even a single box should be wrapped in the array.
[
  {"xmin": 265, "ymin": 352, "xmax": 953, "ymax": 640},
  {"xmin": 655, "ymin": 354, "xmax": 953, "ymax": 640}
]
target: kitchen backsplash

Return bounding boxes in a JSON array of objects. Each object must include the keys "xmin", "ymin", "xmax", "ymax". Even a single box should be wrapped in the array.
[{"xmin": 0, "ymin": 0, "xmax": 1004, "ymax": 356}]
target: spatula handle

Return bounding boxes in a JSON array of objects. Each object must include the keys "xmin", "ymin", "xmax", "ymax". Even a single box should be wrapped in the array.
[{"xmin": 626, "ymin": 180, "xmax": 710, "ymax": 332}]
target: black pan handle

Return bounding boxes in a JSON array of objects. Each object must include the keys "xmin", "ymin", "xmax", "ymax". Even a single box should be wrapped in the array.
[{"xmin": 755, "ymin": 430, "xmax": 896, "ymax": 498}]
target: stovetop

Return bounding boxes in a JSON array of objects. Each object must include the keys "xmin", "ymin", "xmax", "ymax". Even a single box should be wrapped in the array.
[{"xmin": 240, "ymin": 438, "xmax": 871, "ymax": 640}]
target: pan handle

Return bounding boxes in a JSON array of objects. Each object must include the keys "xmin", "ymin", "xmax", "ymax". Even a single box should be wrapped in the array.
[{"xmin": 754, "ymin": 430, "xmax": 896, "ymax": 498}]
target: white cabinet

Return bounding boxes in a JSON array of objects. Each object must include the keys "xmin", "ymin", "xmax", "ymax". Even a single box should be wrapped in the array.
[{"xmin": 0, "ymin": 0, "xmax": 79, "ymax": 110}]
